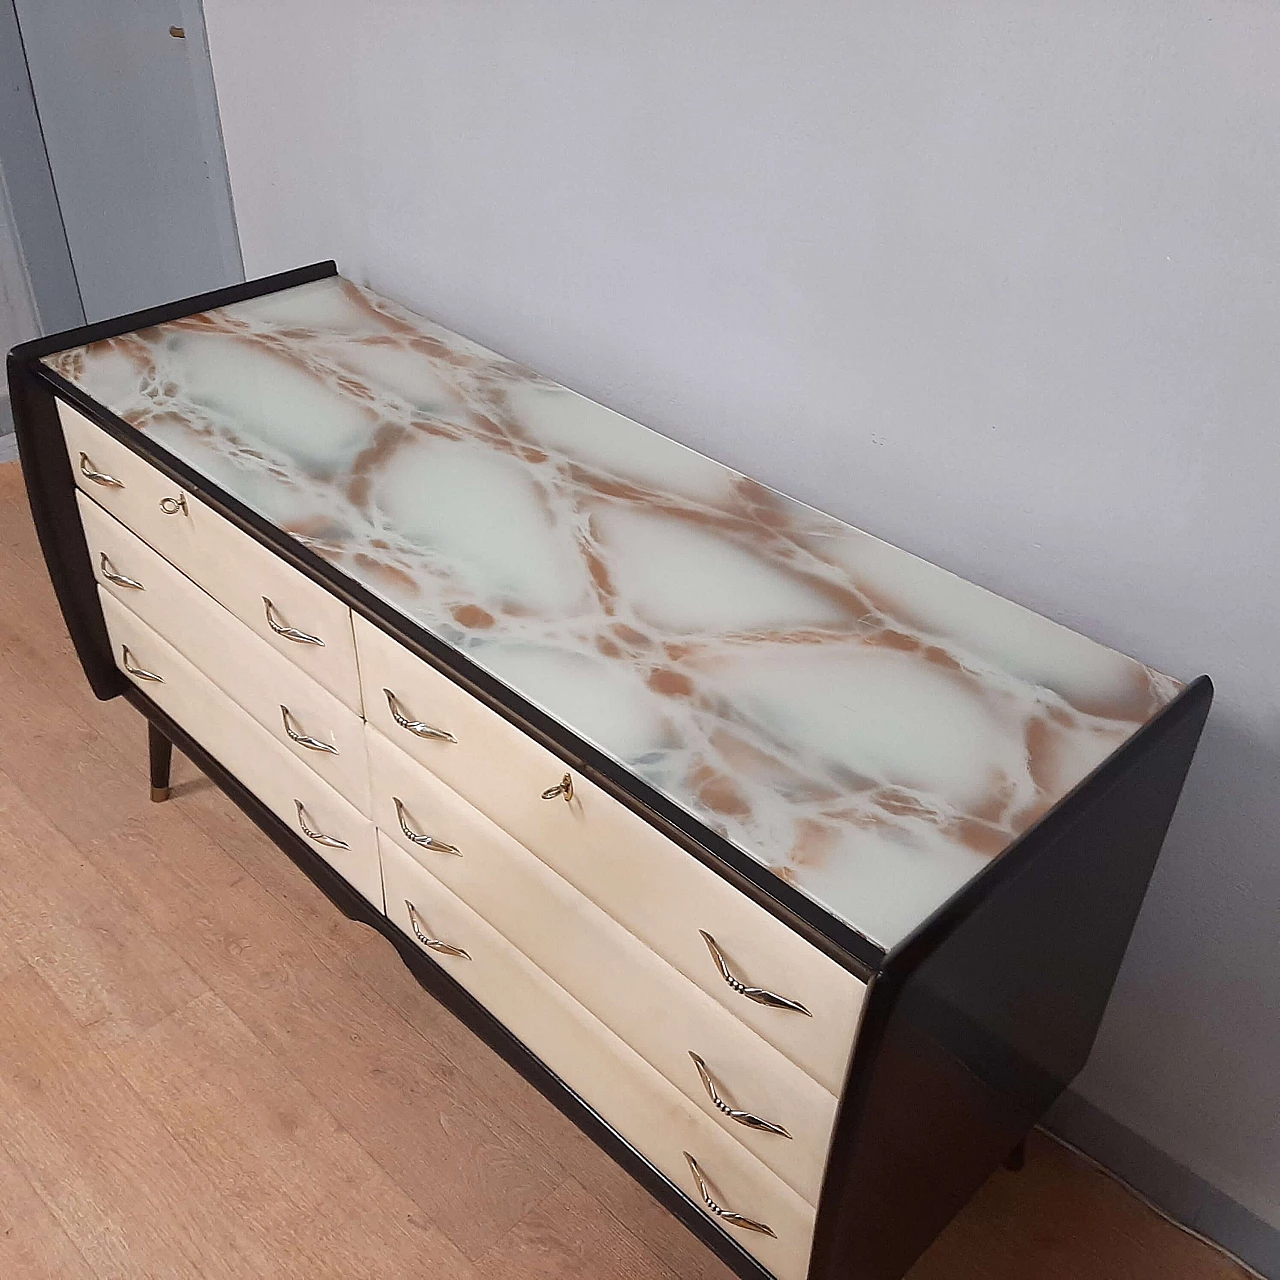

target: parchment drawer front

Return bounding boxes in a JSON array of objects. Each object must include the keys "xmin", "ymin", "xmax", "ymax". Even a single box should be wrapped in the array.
[
  {"xmin": 356, "ymin": 613, "xmax": 864, "ymax": 1095},
  {"xmin": 59, "ymin": 400, "xmax": 202, "ymax": 575},
  {"xmin": 100, "ymin": 589, "xmax": 382, "ymax": 909},
  {"xmin": 180, "ymin": 490, "xmax": 361, "ymax": 714},
  {"xmin": 59, "ymin": 399, "xmax": 361, "ymax": 713},
  {"xmin": 80, "ymin": 495, "xmax": 370, "ymax": 813},
  {"xmin": 380, "ymin": 834, "xmax": 815, "ymax": 1280},
  {"xmin": 370, "ymin": 727, "xmax": 835, "ymax": 1205}
]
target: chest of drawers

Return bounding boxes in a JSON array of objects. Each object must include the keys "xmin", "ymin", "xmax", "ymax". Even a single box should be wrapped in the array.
[{"xmin": 7, "ymin": 261, "xmax": 1212, "ymax": 1280}]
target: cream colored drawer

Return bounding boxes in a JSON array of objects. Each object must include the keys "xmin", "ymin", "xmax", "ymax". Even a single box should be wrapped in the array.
[
  {"xmin": 80, "ymin": 494, "xmax": 370, "ymax": 813},
  {"xmin": 370, "ymin": 727, "xmax": 835, "ymax": 1204},
  {"xmin": 99, "ymin": 589, "xmax": 382, "ymax": 908},
  {"xmin": 60, "ymin": 398, "xmax": 203, "ymax": 575},
  {"xmin": 59, "ymin": 400, "xmax": 362, "ymax": 713},
  {"xmin": 379, "ymin": 834, "xmax": 815, "ymax": 1280},
  {"xmin": 356, "ymin": 613, "xmax": 864, "ymax": 1094}
]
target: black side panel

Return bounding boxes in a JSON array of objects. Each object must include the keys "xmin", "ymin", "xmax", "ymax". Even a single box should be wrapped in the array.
[
  {"xmin": 810, "ymin": 676, "xmax": 1213, "ymax": 1280},
  {"xmin": 6, "ymin": 351, "xmax": 122, "ymax": 698}
]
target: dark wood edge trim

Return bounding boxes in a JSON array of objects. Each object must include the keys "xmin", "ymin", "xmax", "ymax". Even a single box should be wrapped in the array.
[
  {"xmin": 810, "ymin": 674, "xmax": 1214, "ymax": 1277},
  {"xmin": 5, "ymin": 355, "xmax": 123, "ymax": 698},
  {"xmin": 28, "ymin": 353, "xmax": 881, "ymax": 977},
  {"xmin": 129, "ymin": 692, "xmax": 776, "ymax": 1280},
  {"xmin": 8, "ymin": 259, "xmax": 338, "ymax": 362},
  {"xmin": 886, "ymin": 674, "xmax": 1214, "ymax": 976}
]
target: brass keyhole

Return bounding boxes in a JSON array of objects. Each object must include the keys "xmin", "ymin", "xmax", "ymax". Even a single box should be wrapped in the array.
[{"xmin": 541, "ymin": 773, "xmax": 574, "ymax": 803}]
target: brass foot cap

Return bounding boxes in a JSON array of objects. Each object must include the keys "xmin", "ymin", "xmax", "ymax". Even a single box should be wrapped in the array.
[{"xmin": 151, "ymin": 785, "xmax": 171, "ymax": 803}]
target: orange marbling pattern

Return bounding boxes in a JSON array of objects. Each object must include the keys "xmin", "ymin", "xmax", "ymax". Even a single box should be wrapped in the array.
[{"xmin": 46, "ymin": 276, "xmax": 1179, "ymax": 946}]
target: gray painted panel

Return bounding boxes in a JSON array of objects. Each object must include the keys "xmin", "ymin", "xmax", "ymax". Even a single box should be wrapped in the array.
[
  {"xmin": 14, "ymin": 0, "xmax": 241, "ymax": 322},
  {"xmin": 0, "ymin": 0, "xmax": 82, "ymax": 334}
]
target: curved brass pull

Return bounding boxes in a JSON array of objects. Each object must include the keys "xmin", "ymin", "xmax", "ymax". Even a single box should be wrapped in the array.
[
  {"xmin": 121, "ymin": 645, "xmax": 163, "ymax": 682},
  {"xmin": 294, "ymin": 799, "xmax": 350, "ymax": 849},
  {"xmin": 158, "ymin": 493, "xmax": 188, "ymax": 516},
  {"xmin": 541, "ymin": 773, "xmax": 574, "ymax": 803},
  {"xmin": 383, "ymin": 689, "xmax": 456, "ymax": 742},
  {"xmin": 699, "ymin": 931, "xmax": 811, "ymax": 1016},
  {"xmin": 393, "ymin": 797, "xmax": 461, "ymax": 856},
  {"xmin": 263, "ymin": 597, "xmax": 325, "ymax": 646},
  {"xmin": 689, "ymin": 1053, "xmax": 791, "ymax": 1138},
  {"xmin": 405, "ymin": 901, "xmax": 470, "ymax": 958},
  {"xmin": 682, "ymin": 1153, "xmax": 776, "ymax": 1237},
  {"xmin": 99, "ymin": 552, "xmax": 144, "ymax": 590},
  {"xmin": 79, "ymin": 452, "xmax": 124, "ymax": 488},
  {"xmin": 280, "ymin": 705, "xmax": 338, "ymax": 754}
]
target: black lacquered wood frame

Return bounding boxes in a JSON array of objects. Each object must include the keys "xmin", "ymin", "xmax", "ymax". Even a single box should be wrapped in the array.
[{"xmin": 8, "ymin": 262, "xmax": 1213, "ymax": 1280}]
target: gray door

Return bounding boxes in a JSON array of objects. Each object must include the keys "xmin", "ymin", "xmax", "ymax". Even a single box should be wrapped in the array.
[{"xmin": 13, "ymin": 0, "xmax": 241, "ymax": 322}]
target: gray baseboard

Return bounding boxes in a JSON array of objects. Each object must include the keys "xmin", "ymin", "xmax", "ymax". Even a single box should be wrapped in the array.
[
  {"xmin": 1045, "ymin": 1089, "xmax": 1278, "ymax": 1278},
  {"xmin": 0, "ymin": 388, "xmax": 13, "ymax": 438}
]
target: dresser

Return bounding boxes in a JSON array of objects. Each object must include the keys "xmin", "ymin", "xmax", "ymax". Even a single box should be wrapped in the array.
[{"xmin": 7, "ymin": 261, "xmax": 1212, "ymax": 1280}]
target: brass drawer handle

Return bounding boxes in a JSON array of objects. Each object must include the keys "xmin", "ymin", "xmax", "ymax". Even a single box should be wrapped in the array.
[
  {"xmin": 121, "ymin": 644, "xmax": 163, "ymax": 682},
  {"xmin": 405, "ymin": 901, "xmax": 470, "ymax": 958},
  {"xmin": 383, "ymin": 688, "xmax": 456, "ymax": 742},
  {"xmin": 294, "ymin": 799, "xmax": 350, "ymax": 849},
  {"xmin": 263, "ymin": 597, "xmax": 325, "ymax": 646},
  {"xmin": 682, "ymin": 1152, "xmax": 776, "ymax": 1237},
  {"xmin": 99, "ymin": 552, "xmax": 144, "ymax": 590},
  {"xmin": 699, "ymin": 931, "xmax": 811, "ymax": 1017},
  {"xmin": 541, "ymin": 773, "xmax": 574, "ymax": 803},
  {"xmin": 158, "ymin": 493, "xmax": 188, "ymax": 516},
  {"xmin": 280, "ymin": 705, "xmax": 339, "ymax": 754},
  {"xmin": 79, "ymin": 452, "xmax": 123, "ymax": 488},
  {"xmin": 393, "ymin": 797, "xmax": 461, "ymax": 855},
  {"xmin": 689, "ymin": 1052, "xmax": 791, "ymax": 1138}
]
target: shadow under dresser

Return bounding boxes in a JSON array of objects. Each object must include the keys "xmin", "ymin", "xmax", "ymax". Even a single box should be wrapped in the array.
[{"xmin": 7, "ymin": 260, "xmax": 1212, "ymax": 1280}]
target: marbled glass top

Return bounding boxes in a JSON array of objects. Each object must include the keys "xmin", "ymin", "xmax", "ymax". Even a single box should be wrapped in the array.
[{"xmin": 45, "ymin": 277, "xmax": 1180, "ymax": 949}]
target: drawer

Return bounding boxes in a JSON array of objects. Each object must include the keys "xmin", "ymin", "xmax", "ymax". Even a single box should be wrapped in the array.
[
  {"xmin": 80, "ymin": 494, "xmax": 370, "ymax": 813},
  {"xmin": 370, "ymin": 727, "xmax": 835, "ymax": 1205},
  {"xmin": 59, "ymin": 398, "xmax": 203, "ymax": 575},
  {"xmin": 356, "ymin": 613, "xmax": 865, "ymax": 1094},
  {"xmin": 59, "ymin": 399, "xmax": 362, "ymax": 713},
  {"xmin": 379, "ymin": 834, "xmax": 816, "ymax": 1280},
  {"xmin": 99, "ymin": 589, "xmax": 382, "ymax": 908}
]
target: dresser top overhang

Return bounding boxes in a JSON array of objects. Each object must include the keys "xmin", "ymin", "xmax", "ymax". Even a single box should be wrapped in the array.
[{"xmin": 41, "ymin": 273, "xmax": 1180, "ymax": 950}]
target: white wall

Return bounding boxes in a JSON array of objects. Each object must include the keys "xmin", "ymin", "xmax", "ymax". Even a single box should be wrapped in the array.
[{"xmin": 203, "ymin": 0, "xmax": 1280, "ymax": 1229}]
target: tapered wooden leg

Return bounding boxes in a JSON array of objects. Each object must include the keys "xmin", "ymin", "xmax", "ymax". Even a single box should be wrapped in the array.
[
  {"xmin": 148, "ymin": 721, "xmax": 173, "ymax": 802},
  {"xmin": 1003, "ymin": 1137, "xmax": 1027, "ymax": 1172}
]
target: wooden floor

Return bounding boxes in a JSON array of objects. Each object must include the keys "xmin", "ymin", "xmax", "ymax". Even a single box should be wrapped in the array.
[{"xmin": 0, "ymin": 460, "xmax": 1251, "ymax": 1280}]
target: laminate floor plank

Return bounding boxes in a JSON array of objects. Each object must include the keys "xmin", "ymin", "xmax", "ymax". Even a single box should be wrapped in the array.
[
  {"xmin": 0, "ymin": 456, "xmax": 1256, "ymax": 1280},
  {"xmin": 0, "ymin": 967, "xmax": 280, "ymax": 1279},
  {"xmin": 0, "ymin": 627, "xmax": 154, "ymax": 852},
  {"xmin": 108, "ymin": 989, "xmax": 483, "ymax": 1279},
  {"xmin": 479, "ymin": 1178, "xmax": 684, "ymax": 1280},
  {"xmin": 0, "ymin": 930, "xmax": 26, "ymax": 982},
  {"xmin": 0, "ymin": 1141, "xmax": 100, "ymax": 1280},
  {"xmin": 0, "ymin": 768, "xmax": 208, "ymax": 1049}
]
